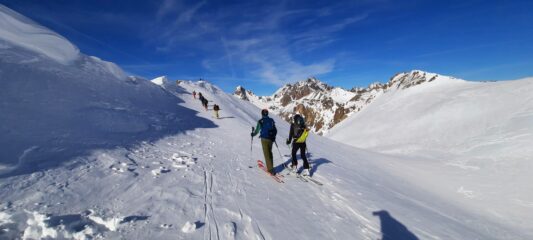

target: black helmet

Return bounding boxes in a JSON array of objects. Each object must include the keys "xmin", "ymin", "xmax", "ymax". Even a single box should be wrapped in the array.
[
  {"xmin": 261, "ymin": 109, "xmax": 269, "ymax": 116},
  {"xmin": 293, "ymin": 114, "xmax": 301, "ymax": 122}
]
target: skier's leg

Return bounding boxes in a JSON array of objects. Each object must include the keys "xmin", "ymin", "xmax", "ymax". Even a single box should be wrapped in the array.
[
  {"xmin": 291, "ymin": 143, "xmax": 298, "ymax": 167},
  {"xmin": 261, "ymin": 139, "xmax": 274, "ymax": 173},
  {"xmin": 261, "ymin": 139, "xmax": 269, "ymax": 164},
  {"xmin": 300, "ymin": 143, "xmax": 310, "ymax": 169},
  {"xmin": 267, "ymin": 140, "xmax": 274, "ymax": 173}
]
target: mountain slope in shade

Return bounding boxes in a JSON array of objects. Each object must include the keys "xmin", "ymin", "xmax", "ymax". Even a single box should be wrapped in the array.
[{"xmin": 235, "ymin": 70, "xmax": 448, "ymax": 135}]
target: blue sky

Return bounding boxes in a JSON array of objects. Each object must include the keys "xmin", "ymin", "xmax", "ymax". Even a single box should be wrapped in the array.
[{"xmin": 2, "ymin": 0, "xmax": 533, "ymax": 95}]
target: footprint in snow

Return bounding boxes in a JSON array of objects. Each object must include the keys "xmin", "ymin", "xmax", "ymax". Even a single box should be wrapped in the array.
[
  {"xmin": 224, "ymin": 222, "xmax": 237, "ymax": 238},
  {"xmin": 171, "ymin": 153, "xmax": 197, "ymax": 169},
  {"xmin": 110, "ymin": 162, "xmax": 138, "ymax": 176},
  {"xmin": 110, "ymin": 165, "xmax": 125, "ymax": 173},
  {"xmin": 181, "ymin": 221, "xmax": 197, "ymax": 233},
  {"xmin": 160, "ymin": 223, "xmax": 172, "ymax": 229},
  {"xmin": 151, "ymin": 166, "xmax": 171, "ymax": 176}
]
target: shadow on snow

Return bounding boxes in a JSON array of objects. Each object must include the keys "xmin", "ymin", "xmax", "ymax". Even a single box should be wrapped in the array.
[
  {"xmin": 274, "ymin": 151, "xmax": 332, "ymax": 176},
  {"xmin": 373, "ymin": 210, "xmax": 419, "ymax": 240}
]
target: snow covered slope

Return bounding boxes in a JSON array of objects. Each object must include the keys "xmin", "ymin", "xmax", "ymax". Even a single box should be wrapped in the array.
[
  {"xmin": 328, "ymin": 75, "xmax": 533, "ymax": 159},
  {"xmin": 328, "ymin": 75, "xmax": 533, "ymax": 236},
  {"xmin": 0, "ymin": 4, "xmax": 213, "ymax": 178},
  {"xmin": 1, "ymin": 5, "xmax": 532, "ymax": 240},
  {"xmin": 3, "ymin": 77, "xmax": 527, "ymax": 239}
]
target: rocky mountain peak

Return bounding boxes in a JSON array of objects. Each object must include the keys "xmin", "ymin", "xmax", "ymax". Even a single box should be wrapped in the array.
[
  {"xmin": 387, "ymin": 70, "xmax": 442, "ymax": 89},
  {"xmin": 234, "ymin": 85, "xmax": 249, "ymax": 100},
  {"xmin": 274, "ymin": 77, "xmax": 334, "ymax": 106},
  {"xmin": 235, "ymin": 70, "xmax": 453, "ymax": 135}
]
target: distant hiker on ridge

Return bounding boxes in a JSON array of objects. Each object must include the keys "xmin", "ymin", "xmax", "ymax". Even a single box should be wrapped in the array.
[
  {"xmin": 198, "ymin": 92, "xmax": 208, "ymax": 111},
  {"xmin": 213, "ymin": 104, "xmax": 220, "ymax": 119},
  {"xmin": 251, "ymin": 109, "xmax": 277, "ymax": 174},
  {"xmin": 192, "ymin": 90, "xmax": 197, "ymax": 99},
  {"xmin": 286, "ymin": 114, "xmax": 310, "ymax": 176}
]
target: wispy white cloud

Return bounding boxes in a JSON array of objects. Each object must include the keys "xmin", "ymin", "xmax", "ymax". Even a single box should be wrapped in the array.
[
  {"xmin": 220, "ymin": 37, "xmax": 236, "ymax": 78},
  {"xmin": 156, "ymin": 0, "xmax": 206, "ymax": 23},
  {"xmin": 290, "ymin": 14, "xmax": 368, "ymax": 52},
  {"xmin": 174, "ymin": 0, "xmax": 207, "ymax": 24},
  {"xmin": 156, "ymin": 0, "xmax": 176, "ymax": 20},
  {"xmin": 253, "ymin": 57, "xmax": 335, "ymax": 85},
  {"xmin": 146, "ymin": 1, "xmax": 371, "ymax": 86}
]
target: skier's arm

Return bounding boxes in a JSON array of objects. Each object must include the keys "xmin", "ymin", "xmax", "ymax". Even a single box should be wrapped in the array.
[
  {"xmin": 251, "ymin": 121, "xmax": 261, "ymax": 137},
  {"xmin": 286, "ymin": 124, "xmax": 294, "ymax": 144}
]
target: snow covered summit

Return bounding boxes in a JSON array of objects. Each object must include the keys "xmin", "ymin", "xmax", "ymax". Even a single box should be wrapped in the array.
[
  {"xmin": 0, "ymin": 5, "xmax": 79, "ymax": 64},
  {"xmin": 151, "ymin": 76, "xmax": 170, "ymax": 86}
]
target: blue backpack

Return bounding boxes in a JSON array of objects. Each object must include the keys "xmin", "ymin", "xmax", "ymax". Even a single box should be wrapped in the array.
[{"xmin": 259, "ymin": 117, "xmax": 277, "ymax": 141}]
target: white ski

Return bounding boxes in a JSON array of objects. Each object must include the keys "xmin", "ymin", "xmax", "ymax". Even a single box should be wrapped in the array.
[
  {"xmin": 300, "ymin": 175, "xmax": 323, "ymax": 186},
  {"xmin": 283, "ymin": 164, "xmax": 308, "ymax": 182}
]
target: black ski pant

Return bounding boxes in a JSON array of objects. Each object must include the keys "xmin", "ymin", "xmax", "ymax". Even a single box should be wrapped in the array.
[{"xmin": 291, "ymin": 142, "xmax": 309, "ymax": 169}]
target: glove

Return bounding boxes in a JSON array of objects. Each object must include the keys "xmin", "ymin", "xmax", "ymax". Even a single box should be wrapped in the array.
[
  {"xmin": 286, "ymin": 138, "xmax": 291, "ymax": 145},
  {"xmin": 251, "ymin": 133, "xmax": 254, "ymax": 137}
]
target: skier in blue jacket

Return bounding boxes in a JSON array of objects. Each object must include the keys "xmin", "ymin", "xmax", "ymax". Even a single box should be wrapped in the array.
[{"xmin": 251, "ymin": 109, "xmax": 277, "ymax": 174}]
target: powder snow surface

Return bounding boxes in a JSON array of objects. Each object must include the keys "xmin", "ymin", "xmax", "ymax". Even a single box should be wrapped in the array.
[{"xmin": 328, "ymin": 76, "xmax": 533, "ymax": 237}]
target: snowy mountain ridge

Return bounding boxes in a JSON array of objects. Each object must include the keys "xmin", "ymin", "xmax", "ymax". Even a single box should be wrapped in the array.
[{"xmin": 235, "ymin": 70, "xmax": 454, "ymax": 135}]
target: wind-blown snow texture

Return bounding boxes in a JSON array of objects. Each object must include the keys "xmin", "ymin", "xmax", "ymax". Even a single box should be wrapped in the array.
[{"xmin": 1, "ymin": 4, "xmax": 531, "ymax": 240}]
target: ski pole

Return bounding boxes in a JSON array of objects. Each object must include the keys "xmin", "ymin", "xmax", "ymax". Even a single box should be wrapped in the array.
[
  {"xmin": 249, "ymin": 127, "xmax": 254, "ymax": 168},
  {"xmin": 273, "ymin": 141, "xmax": 285, "ymax": 162}
]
